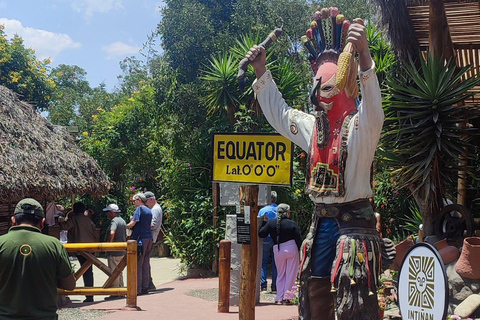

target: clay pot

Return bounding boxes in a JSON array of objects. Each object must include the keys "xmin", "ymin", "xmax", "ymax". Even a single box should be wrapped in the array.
[
  {"xmin": 456, "ymin": 237, "xmax": 480, "ymax": 279},
  {"xmin": 434, "ymin": 239, "xmax": 460, "ymax": 265},
  {"xmin": 434, "ymin": 238, "xmax": 448, "ymax": 250},
  {"xmin": 389, "ymin": 237, "xmax": 415, "ymax": 271}
]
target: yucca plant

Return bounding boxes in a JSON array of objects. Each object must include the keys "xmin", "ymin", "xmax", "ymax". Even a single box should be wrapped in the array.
[
  {"xmin": 200, "ymin": 52, "xmax": 241, "ymax": 126},
  {"xmin": 380, "ymin": 53, "xmax": 480, "ymax": 236},
  {"xmin": 200, "ymin": 32, "xmax": 309, "ymax": 130}
]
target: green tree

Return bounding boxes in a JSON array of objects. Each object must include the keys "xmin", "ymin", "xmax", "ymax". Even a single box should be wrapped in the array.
[
  {"xmin": 156, "ymin": 0, "xmax": 230, "ymax": 82},
  {"xmin": 49, "ymin": 64, "xmax": 91, "ymax": 126},
  {"xmin": 117, "ymin": 56, "xmax": 149, "ymax": 96},
  {"xmin": 0, "ymin": 26, "xmax": 55, "ymax": 110},
  {"xmin": 49, "ymin": 64, "xmax": 117, "ymax": 135},
  {"xmin": 311, "ymin": 0, "xmax": 376, "ymax": 22}
]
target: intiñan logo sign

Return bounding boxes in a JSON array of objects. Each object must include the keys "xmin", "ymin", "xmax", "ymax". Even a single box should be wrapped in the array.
[
  {"xmin": 398, "ymin": 243, "xmax": 448, "ymax": 320},
  {"xmin": 212, "ymin": 133, "xmax": 293, "ymax": 186}
]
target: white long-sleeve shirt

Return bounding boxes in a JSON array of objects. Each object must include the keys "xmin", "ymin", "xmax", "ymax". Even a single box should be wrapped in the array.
[{"xmin": 253, "ymin": 65, "xmax": 383, "ymax": 204}]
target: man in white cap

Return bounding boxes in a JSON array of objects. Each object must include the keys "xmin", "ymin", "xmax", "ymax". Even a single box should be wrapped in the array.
[
  {"xmin": 144, "ymin": 191, "xmax": 163, "ymax": 291},
  {"xmin": 103, "ymin": 203, "xmax": 126, "ymax": 300},
  {"xmin": 0, "ymin": 198, "xmax": 75, "ymax": 318}
]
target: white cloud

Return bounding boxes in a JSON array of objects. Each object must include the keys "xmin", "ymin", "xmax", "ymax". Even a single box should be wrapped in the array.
[
  {"xmin": 71, "ymin": 0, "xmax": 124, "ymax": 22},
  {"xmin": 102, "ymin": 41, "xmax": 140, "ymax": 60},
  {"xmin": 0, "ymin": 18, "xmax": 81, "ymax": 61}
]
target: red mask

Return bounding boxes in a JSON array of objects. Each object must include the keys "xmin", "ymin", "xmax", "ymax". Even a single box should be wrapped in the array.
[{"xmin": 312, "ymin": 62, "xmax": 356, "ymax": 119}]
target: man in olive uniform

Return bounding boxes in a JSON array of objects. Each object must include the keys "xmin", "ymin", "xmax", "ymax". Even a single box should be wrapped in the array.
[{"xmin": 0, "ymin": 198, "xmax": 75, "ymax": 319}]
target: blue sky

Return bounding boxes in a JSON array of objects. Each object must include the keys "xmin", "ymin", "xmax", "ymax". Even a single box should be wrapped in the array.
[{"xmin": 0, "ymin": 0, "xmax": 163, "ymax": 91}]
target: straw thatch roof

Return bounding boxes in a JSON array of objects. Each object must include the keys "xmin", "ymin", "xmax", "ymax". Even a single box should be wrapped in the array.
[
  {"xmin": 375, "ymin": 0, "xmax": 420, "ymax": 62},
  {"xmin": 376, "ymin": 0, "xmax": 480, "ymax": 51},
  {"xmin": 0, "ymin": 85, "xmax": 111, "ymax": 203},
  {"xmin": 375, "ymin": 0, "xmax": 480, "ymax": 100},
  {"xmin": 406, "ymin": 0, "xmax": 480, "ymax": 49}
]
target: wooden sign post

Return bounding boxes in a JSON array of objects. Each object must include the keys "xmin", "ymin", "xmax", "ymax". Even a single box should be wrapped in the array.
[{"xmin": 239, "ymin": 185, "xmax": 259, "ymax": 320}]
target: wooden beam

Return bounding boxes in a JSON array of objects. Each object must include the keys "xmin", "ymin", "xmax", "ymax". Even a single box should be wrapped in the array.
[
  {"xmin": 429, "ymin": 0, "xmax": 455, "ymax": 60},
  {"xmin": 239, "ymin": 185, "xmax": 259, "ymax": 320},
  {"xmin": 103, "ymin": 255, "xmax": 127, "ymax": 288},
  {"xmin": 218, "ymin": 239, "xmax": 231, "ymax": 313}
]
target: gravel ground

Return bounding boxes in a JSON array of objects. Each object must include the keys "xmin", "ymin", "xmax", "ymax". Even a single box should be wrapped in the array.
[
  {"xmin": 185, "ymin": 288, "xmax": 278, "ymax": 302},
  {"xmin": 57, "ymin": 308, "xmax": 109, "ymax": 320},
  {"xmin": 56, "ymin": 289, "xmax": 277, "ymax": 320}
]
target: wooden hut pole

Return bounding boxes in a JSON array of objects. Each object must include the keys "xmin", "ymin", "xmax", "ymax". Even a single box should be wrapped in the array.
[
  {"xmin": 125, "ymin": 240, "xmax": 139, "ymax": 309},
  {"xmin": 239, "ymin": 185, "xmax": 259, "ymax": 320},
  {"xmin": 429, "ymin": 0, "xmax": 455, "ymax": 61},
  {"xmin": 218, "ymin": 239, "xmax": 231, "ymax": 313}
]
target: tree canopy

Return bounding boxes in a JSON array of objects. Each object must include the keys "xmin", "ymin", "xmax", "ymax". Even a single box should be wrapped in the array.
[{"xmin": 0, "ymin": 26, "xmax": 55, "ymax": 111}]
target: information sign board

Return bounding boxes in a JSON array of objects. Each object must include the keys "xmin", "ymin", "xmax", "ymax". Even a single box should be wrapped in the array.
[
  {"xmin": 236, "ymin": 205, "xmax": 251, "ymax": 244},
  {"xmin": 212, "ymin": 133, "xmax": 293, "ymax": 186},
  {"xmin": 397, "ymin": 242, "xmax": 448, "ymax": 320}
]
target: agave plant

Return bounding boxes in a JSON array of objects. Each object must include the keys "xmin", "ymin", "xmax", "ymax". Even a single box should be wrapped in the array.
[{"xmin": 380, "ymin": 53, "xmax": 480, "ymax": 235}]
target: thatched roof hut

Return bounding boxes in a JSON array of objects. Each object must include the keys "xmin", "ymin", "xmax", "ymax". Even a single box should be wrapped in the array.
[{"xmin": 0, "ymin": 85, "xmax": 110, "ymax": 232}]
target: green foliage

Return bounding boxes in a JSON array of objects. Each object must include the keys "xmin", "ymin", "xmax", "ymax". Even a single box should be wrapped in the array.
[
  {"xmin": 0, "ymin": 27, "xmax": 55, "ymax": 110},
  {"xmin": 382, "ymin": 55, "xmax": 480, "ymax": 196},
  {"xmin": 401, "ymin": 200, "xmax": 423, "ymax": 237},
  {"xmin": 49, "ymin": 64, "xmax": 118, "ymax": 136},
  {"xmin": 164, "ymin": 189, "xmax": 224, "ymax": 269},
  {"xmin": 157, "ymin": 0, "xmax": 232, "ymax": 82},
  {"xmin": 380, "ymin": 53, "xmax": 480, "ymax": 234},
  {"xmin": 366, "ymin": 23, "xmax": 396, "ymax": 85},
  {"xmin": 200, "ymin": 52, "xmax": 241, "ymax": 125},
  {"xmin": 49, "ymin": 64, "xmax": 90, "ymax": 126},
  {"xmin": 80, "ymin": 84, "xmax": 161, "ymax": 193},
  {"xmin": 372, "ymin": 165, "xmax": 411, "ymax": 241},
  {"xmin": 310, "ymin": 0, "xmax": 376, "ymax": 22}
]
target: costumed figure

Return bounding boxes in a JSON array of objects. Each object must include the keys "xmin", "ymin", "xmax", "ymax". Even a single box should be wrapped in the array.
[{"xmin": 245, "ymin": 7, "xmax": 395, "ymax": 320}]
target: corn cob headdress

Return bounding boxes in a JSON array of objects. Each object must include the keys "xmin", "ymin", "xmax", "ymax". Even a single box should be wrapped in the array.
[{"xmin": 302, "ymin": 7, "xmax": 360, "ymax": 109}]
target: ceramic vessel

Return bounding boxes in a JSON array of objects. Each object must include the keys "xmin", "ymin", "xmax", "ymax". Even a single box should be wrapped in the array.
[
  {"xmin": 455, "ymin": 237, "xmax": 480, "ymax": 279},
  {"xmin": 389, "ymin": 237, "xmax": 415, "ymax": 271},
  {"xmin": 434, "ymin": 239, "xmax": 460, "ymax": 265}
]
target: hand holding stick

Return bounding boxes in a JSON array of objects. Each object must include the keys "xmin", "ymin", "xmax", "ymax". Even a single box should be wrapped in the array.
[{"xmin": 238, "ymin": 27, "xmax": 283, "ymax": 90}]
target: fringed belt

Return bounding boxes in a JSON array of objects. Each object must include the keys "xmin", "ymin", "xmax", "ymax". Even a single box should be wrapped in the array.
[
  {"xmin": 339, "ymin": 228, "xmax": 378, "ymax": 236},
  {"xmin": 314, "ymin": 198, "xmax": 370, "ymax": 219}
]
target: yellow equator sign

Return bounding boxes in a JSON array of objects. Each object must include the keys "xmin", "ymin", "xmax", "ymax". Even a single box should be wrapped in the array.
[{"xmin": 212, "ymin": 133, "xmax": 293, "ymax": 186}]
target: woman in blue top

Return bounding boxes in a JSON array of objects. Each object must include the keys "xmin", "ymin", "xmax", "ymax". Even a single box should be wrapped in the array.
[{"xmin": 127, "ymin": 192, "xmax": 153, "ymax": 295}]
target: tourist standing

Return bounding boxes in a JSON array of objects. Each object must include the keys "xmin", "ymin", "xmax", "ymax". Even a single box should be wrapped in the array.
[
  {"xmin": 0, "ymin": 198, "xmax": 75, "ymax": 318},
  {"xmin": 127, "ymin": 192, "xmax": 153, "ymax": 295},
  {"xmin": 145, "ymin": 191, "xmax": 163, "ymax": 291},
  {"xmin": 259, "ymin": 203, "xmax": 302, "ymax": 305},
  {"xmin": 258, "ymin": 190, "xmax": 278, "ymax": 292},
  {"xmin": 59, "ymin": 202, "xmax": 97, "ymax": 302},
  {"xmin": 103, "ymin": 203, "xmax": 127, "ymax": 299}
]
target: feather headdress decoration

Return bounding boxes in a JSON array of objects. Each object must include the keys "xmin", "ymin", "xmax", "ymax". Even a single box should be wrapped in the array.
[
  {"xmin": 301, "ymin": 7, "xmax": 350, "ymax": 73},
  {"xmin": 301, "ymin": 7, "xmax": 361, "ymax": 98}
]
